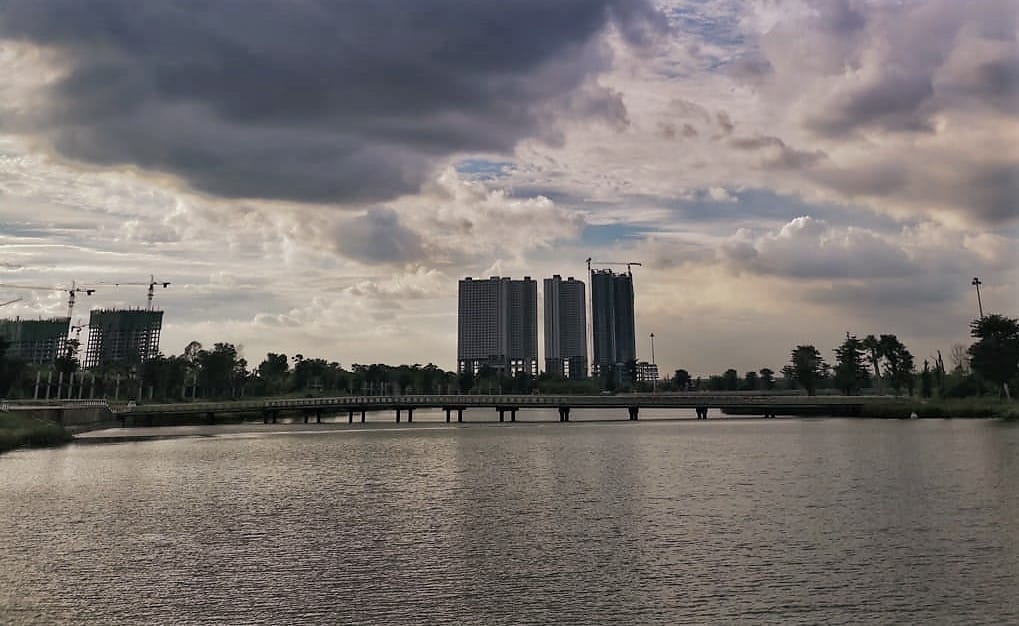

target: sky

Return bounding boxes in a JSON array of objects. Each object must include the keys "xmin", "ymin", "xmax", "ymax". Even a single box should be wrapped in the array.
[{"xmin": 0, "ymin": 0, "xmax": 1016, "ymax": 376}]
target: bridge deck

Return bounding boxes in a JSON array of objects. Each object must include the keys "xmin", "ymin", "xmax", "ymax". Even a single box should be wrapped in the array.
[{"xmin": 114, "ymin": 393, "xmax": 871, "ymax": 417}]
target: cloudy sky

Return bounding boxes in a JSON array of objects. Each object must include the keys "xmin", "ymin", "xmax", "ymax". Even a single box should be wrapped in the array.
[{"xmin": 0, "ymin": 0, "xmax": 1016, "ymax": 375}]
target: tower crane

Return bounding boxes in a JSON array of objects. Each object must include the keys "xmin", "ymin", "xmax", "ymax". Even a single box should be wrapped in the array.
[
  {"xmin": 0, "ymin": 282, "xmax": 95, "ymax": 318},
  {"xmin": 93, "ymin": 275, "xmax": 171, "ymax": 310}
]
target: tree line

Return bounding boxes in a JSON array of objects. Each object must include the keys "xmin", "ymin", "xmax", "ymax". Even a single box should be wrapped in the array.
[
  {"xmin": 1, "ymin": 314, "xmax": 1016, "ymax": 401},
  {"xmin": 668, "ymin": 314, "xmax": 1018, "ymax": 399}
]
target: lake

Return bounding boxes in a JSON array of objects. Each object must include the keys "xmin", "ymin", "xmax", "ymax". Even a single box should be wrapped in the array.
[{"xmin": 1, "ymin": 413, "xmax": 1017, "ymax": 624}]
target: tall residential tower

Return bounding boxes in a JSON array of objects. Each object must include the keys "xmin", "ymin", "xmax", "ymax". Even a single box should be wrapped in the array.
[
  {"xmin": 457, "ymin": 277, "xmax": 538, "ymax": 376},
  {"xmin": 543, "ymin": 275, "xmax": 587, "ymax": 379},
  {"xmin": 590, "ymin": 269, "xmax": 635, "ymax": 374}
]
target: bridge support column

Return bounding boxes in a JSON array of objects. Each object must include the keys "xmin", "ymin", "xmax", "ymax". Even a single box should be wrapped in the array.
[
  {"xmin": 510, "ymin": 409, "xmax": 516, "ymax": 422},
  {"xmin": 498, "ymin": 408, "xmax": 505, "ymax": 422},
  {"xmin": 628, "ymin": 406, "xmax": 639, "ymax": 421},
  {"xmin": 348, "ymin": 410, "xmax": 354, "ymax": 424},
  {"xmin": 207, "ymin": 412, "xmax": 215, "ymax": 425},
  {"xmin": 407, "ymin": 408, "xmax": 413, "ymax": 423},
  {"xmin": 695, "ymin": 407, "xmax": 709, "ymax": 419},
  {"xmin": 316, "ymin": 410, "xmax": 322, "ymax": 424},
  {"xmin": 445, "ymin": 408, "xmax": 451, "ymax": 423},
  {"xmin": 559, "ymin": 407, "xmax": 570, "ymax": 422},
  {"xmin": 457, "ymin": 408, "xmax": 463, "ymax": 423},
  {"xmin": 396, "ymin": 409, "xmax": 401, "ymax": 423},
  {"xmin": 360, "ymin": 409, "xmax": 366, "ymax": 423},
  {"xmin": 272, "ymin": 410, "xmax": 278, "ymax": 424}
]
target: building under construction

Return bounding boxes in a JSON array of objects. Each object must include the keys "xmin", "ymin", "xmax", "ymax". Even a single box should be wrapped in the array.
[
  {"xmin": 84, "ymin": 309, "xmax": 163, "ymax": 369},
  {"xmin": 0, "ymin": 317, "xmax": 70, "ymax": 363}
]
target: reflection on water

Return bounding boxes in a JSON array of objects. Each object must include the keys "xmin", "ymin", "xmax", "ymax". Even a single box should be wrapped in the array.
[{"xmin": 1, "ymin": 417, "xmax": 1017, "ymax": 624}]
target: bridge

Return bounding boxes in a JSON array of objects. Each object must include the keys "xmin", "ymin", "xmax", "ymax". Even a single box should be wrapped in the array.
[{"xmin": 113, "ymin": 393, "xmax": 871, "ymax": 426}]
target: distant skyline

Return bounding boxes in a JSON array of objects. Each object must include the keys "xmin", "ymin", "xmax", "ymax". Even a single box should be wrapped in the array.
[{"xmin": 0, "ymin": 1, "xmax": 1016, "ymax": 376}]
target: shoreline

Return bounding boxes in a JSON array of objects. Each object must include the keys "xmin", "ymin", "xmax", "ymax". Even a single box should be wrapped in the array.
[{"xmin": 0, "ymin": 413, "xmax": 73, "ymax": 455}]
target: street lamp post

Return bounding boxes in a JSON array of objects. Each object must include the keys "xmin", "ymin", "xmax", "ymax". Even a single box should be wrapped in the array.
[
  {"xmin": 972, "ymin": 277, "xmax": 984, "ymax": 319},
  {"xmin": 649, "ymin": 332, "xmax": 656, "ymax": 392}
]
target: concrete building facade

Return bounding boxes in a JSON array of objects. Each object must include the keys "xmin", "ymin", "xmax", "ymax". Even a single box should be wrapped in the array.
[
  {"xmin": 0, "ymin": 317, "xmax": 70, "ymax": 363},
  {"xmin": 457, "ymin": 277, "xmax": 538, "ymax": 376},
  {"xmin": 543, "ymin": 275, "xmax": 587, "ymax": 379},
  {"xmin": 591, "ymin": 269, "xmax": 636, "ymax": 375},
  {"xmin": 84, "ymin": 309, "xmax": 163, "ymax": 369}
]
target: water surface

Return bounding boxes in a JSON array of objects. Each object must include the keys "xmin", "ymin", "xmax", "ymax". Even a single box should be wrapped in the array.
[{"xmin": 2, "ymin": 416, "xmax": 1017, "ymax": 624}]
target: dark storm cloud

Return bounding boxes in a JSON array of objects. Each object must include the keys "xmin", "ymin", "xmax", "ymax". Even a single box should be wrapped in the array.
[{"xmin": 0, "ymin": 0, "xmax": 666, "ymax": 203}]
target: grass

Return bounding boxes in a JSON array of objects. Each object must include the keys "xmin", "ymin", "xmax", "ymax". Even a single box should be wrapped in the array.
[
  {"xmin": 858, "ymin": 397, "xmax": 1019, "ymax": 420},
  {"xmin": 0, "ymin": 413, "xmax": 73, "ymax": 454}
]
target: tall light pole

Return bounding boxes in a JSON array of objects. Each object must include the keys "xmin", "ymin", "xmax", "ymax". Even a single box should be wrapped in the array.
[
  {"xmin": 972, "ymin": 277, "xmax": 984, "ymax": 319},
  {"xmin": 649, "ymin": 332, "xmax": 656, "ymax": 392}
]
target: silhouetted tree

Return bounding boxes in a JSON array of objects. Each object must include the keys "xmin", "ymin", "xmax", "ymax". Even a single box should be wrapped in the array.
[
  {"xmin": 257, "ymin": 353, "xmax": 289, "ymax": 394},
  {"xmin": 833, "ymin": 333, "xmax": 869, "ymax": 395},
  {"xmin": 758, "ymin": 368, "xmax": 776, "ymax": 390},
  {"xmin": 742, "ymin": 370, "xmax": 759, "ymax": 391},
  {"xmin": 879, "ymin": 335, "xmax": 915, "ymax": 396},
  {"xmin": 789, "ymin": 345, "xmax": 827, "ymax": 396},
  {"xmin": 672, "ymin": 369, "xmax": 691, "ymax": 391},
  {"xmin": 968, "ymin": 314, "xmax": 1019, "ymax": 399}
]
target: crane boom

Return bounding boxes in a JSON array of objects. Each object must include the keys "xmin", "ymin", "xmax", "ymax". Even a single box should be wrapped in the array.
[
  {"xmin": 90, "ymin": 275, "xmax": 170, "ymax": 310},
  {"xmin": 0, "ymin": 281, "xmax": 95, "ymax": 318}
]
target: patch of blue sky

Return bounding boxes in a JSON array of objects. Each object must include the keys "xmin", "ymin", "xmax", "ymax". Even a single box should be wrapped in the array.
[
  {"xmin": 454, "ymin": 158, "xmax": 514, "ymax": 181},
  {"xmin": 667, "ymin": 1, "xmax": 745, "ymax": 49},
  {"xmin": 581, "ymin": 222, "xmax": 656, "ymax": 246},
  {"xmin": 664, "ymin": 188, "xmax": 911, "ymax": 233}
]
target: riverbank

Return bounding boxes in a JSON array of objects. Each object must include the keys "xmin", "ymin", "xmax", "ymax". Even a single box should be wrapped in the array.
[
  {"xmin": 858, "ymin": 397, "xmax": 1019, "ymax": 419},
  {"xmin": 0, "ymin": 413, "xmax": 73, "ymax": 454}
]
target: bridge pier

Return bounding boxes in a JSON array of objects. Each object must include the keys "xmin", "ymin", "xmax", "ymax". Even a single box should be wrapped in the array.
[
  {"xmin": 510, "ymin": 408, "xmax": 516, "ymax": 422},
  {"xmin": 559, "ymin": 406, "xmax": 570, "ymax": 422},
  {"xmin": 444, "ymin": 408, "xmax": 451, "ymax": 423},
  {"xmin": 457, "ymin": 408, "xmax": 463, "ymax": 423},
  {"xmin": 206, "ymin": 411, "xmax": 215, "ymax": 425},
  {"xmin": 348, "ymin": 410, "xmax": 354, "ymax": 424},
  {"xmin": 498, "ymin": 408, "xmax": 505, "ymax": 422},
  {"xmin": 628, "ymin": 406, "xmax": 639, "ymax": 421},
  {"xmin": 360, "ymin": 409, "xmax": 366, "ymax": 423},
  {"xmin": 407, "ymin": 408, "xmax": 413, "ymax": 423},
  {"xmin": 396, "ymin": 408, "xmax": 401, "ymax": 423},
  {"xmin": 272, "ymin": 411, "xmax": 278, "ymax": 424},
  {"xmin": 695, "ymin": 407, "xmax": 709, "ymax": 419},
  {"xmin": 316, "ymin": 409, "xmax": 322, "ymax": 424}
]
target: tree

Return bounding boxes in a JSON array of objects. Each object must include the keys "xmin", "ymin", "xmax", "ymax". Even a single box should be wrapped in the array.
[
  {"xmin": 879, "ymin": 335, "xmax": 915, "ymax": 396},
  {"xmin": 742, "ymin": 370, "xmax": 759, "ymax": 391},
  {"xmin": 920, "ymin": 360, "xmax": 933, "ymax": 398},
  {"xmin": 968, "ymin": 314, "xmax": 1019, "ymax": 399},
  {"xmin": 197, "ymin": 343, "xmax": 244, "ymax": 398},
  {"xmin": 833, "ymin": 333, "xmax": 869, "ymax": 395},
  {"xmin": 722, "ymin": 368, "xmax": 739, "ymax": 391},
  {"xmin": 257, "ymin": 352, "xmax": 289, "ymax": 395},
  {"xmin": 672, "ymin": 369, "xmax": 691, "ymax": 391},
  {"xmin": 789, "ymin": 345, "xmax": 827, "ymax": 396},
  {"xmin": 759, "ymin": 368, "xmax": 776, "ymax": 390},
  {"xmin": 0, "ymin": 337, "xmax": 26, "ymax": 397}
]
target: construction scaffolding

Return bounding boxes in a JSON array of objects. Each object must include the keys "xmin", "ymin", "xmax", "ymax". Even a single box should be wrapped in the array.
[
  {"xmin": 0, "ymin": 317, "xmax": 70, "ymax": 363},
  {"xmin": 84, "ymin": 309, "xmax": 163, "ymax": 369}
]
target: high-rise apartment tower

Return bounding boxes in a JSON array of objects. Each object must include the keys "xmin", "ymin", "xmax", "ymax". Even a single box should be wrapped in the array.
[
  {"xmin": 543, "ymin": 275, "xmax": 587, "ymax": 379},
  {"xmin": 590, "ymin": 269, "xmax": 636, "ymax": 374},
  {"xmin": 457, "ymin": 277, "xmax": 538, "ymax": 376}
]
